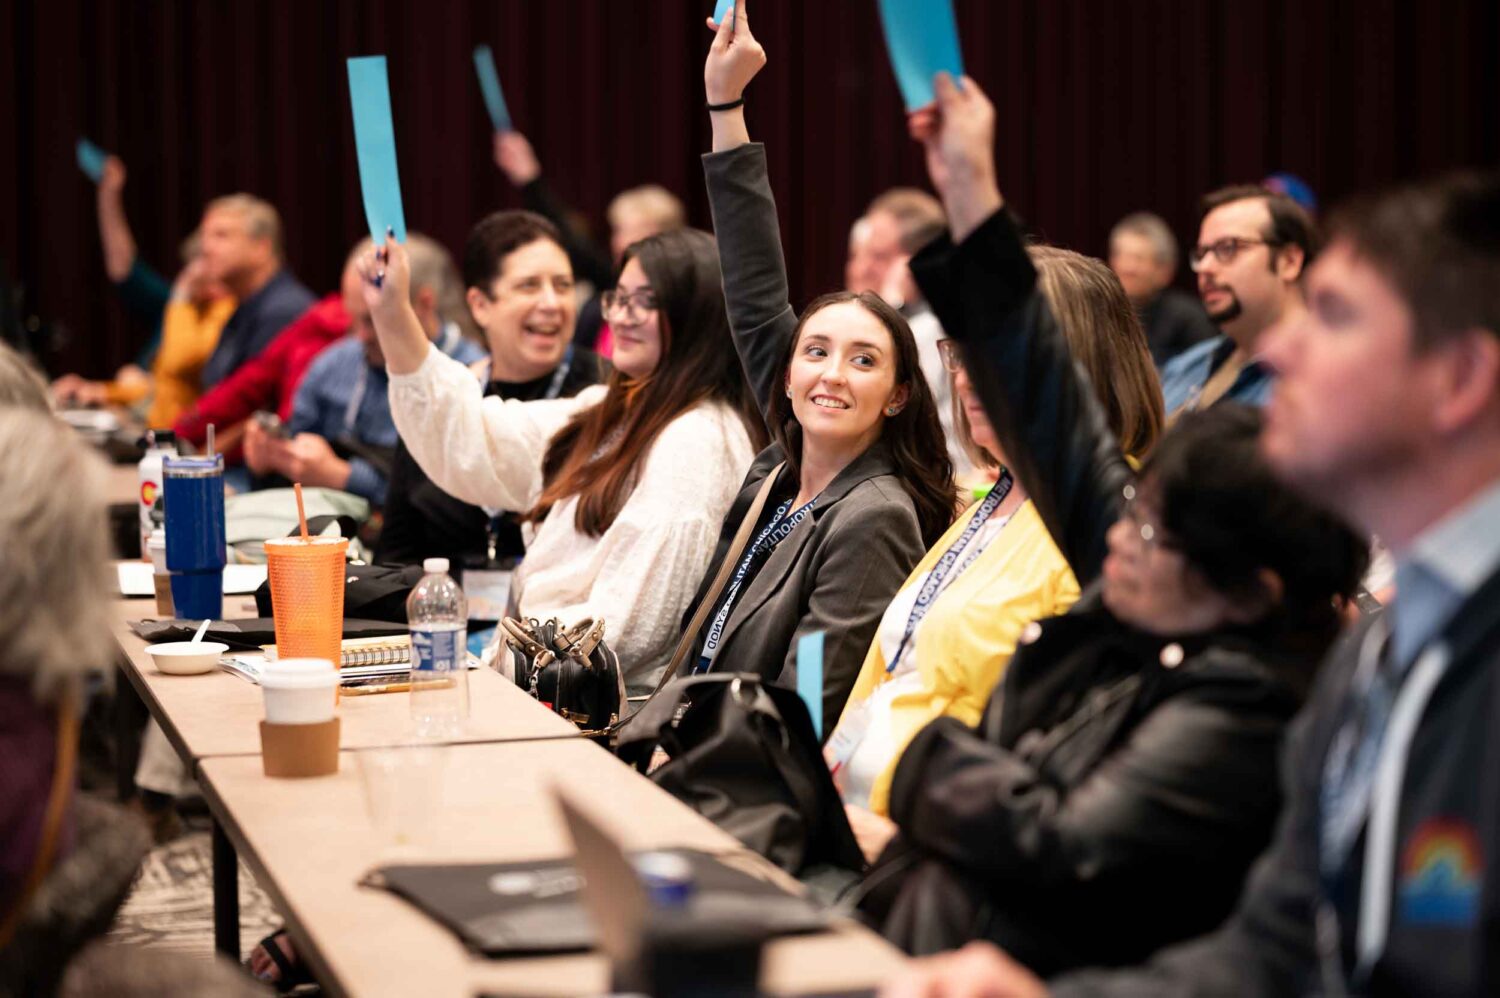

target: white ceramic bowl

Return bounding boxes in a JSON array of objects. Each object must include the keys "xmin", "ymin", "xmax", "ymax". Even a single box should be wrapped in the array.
[{"xmin": 144, "ymin": 641, "xmax": 229, "ymax": 676}]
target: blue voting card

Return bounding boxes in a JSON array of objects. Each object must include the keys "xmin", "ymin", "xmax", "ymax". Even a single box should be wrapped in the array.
[
  {"xmin": 796, "ymin": 630, "xmax": 825, "ymax": 739},
  {"xmin": 877, "ymin": 0, "xmax": 966, "ymax": 111},
  {"xmin": 76, "ymin": 138, "xmax": 107, "ymax": 183},
  {"xmin": 472, "ymin": 45, "xmax": 513, "ymax": 132},
  {"xmin": 346, "ymin": 56, "xmax": 407, "ymax": 244},
  {"xmin": 713, "ymin": 0, "xmax": 735, "ymax": 28}
]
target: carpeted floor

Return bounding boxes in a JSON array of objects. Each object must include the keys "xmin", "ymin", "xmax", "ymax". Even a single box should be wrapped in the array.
[{"xmin": 107, "ymin": 813, "xmax": 281, "ymax": 964}]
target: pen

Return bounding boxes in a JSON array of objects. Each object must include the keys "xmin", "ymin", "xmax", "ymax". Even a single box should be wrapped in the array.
[{"xmin": 341, "ymin": 681, "xmax": 411, "ymax": 696}]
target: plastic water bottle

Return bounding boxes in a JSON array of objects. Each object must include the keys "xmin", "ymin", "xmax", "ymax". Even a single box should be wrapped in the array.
[
  {"xmin": 137, "ymin": 429, "xmax": 176, "ymax": 557},
  {"xmin": 407, "ymin": 557, "xmax": 469, "ymax": 738}
]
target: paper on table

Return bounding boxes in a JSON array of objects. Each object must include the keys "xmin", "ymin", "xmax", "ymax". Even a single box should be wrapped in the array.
[
  {"xmin": 472, "ymin": 45, "xmax": 513, "ymax": 132},
  {"xmin": 117, "ymin": 562, "xmax": 268, "ymax": 597},
  {"xmin": 346, "ymin": 56, "xmax": 407, "ymax": 244},
  {"xmin": 76, "ymin": 138, "xmax": 107, "ymax": 183},
  {"xmin": 876, "ymin": 0, "xmax": 966, "ymax": 111},
  {"xmin": 796, "ymin": 630, "xmax": 824, "ymax": 739}
]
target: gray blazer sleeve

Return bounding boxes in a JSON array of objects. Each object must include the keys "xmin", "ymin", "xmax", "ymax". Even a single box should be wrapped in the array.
[{"xmin": 703, "ymin": 143, "xmax": 799, "ymax": 430}]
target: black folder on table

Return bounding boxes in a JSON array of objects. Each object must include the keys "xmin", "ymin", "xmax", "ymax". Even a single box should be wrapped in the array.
[{"xmin": 362, "ymin": 849, "xmax": 827, "ymax": 957}]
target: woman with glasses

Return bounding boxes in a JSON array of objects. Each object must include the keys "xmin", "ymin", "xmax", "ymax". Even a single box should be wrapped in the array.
[
  {"xmin": 848, "ymin": 76, "xmax": 1370, "ymax": 976},
  {"xmin": 672, "ymin": 5, "xmax": 956, "ymax": 729},
  {"xmin": 358, "ymin": 226, "xmax": 763, "ymax": 690},
  {"xmin": 828, "ymin": 245, "xmax": 1164, "ymax": 832}
]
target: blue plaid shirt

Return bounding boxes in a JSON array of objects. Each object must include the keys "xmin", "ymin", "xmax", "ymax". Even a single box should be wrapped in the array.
[{"xmin": 288, "ymin": 324, "xmax": 483, "ymax": 503}]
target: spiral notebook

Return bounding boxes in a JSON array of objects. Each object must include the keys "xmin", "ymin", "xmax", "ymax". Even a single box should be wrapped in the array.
[{"xmin": 220, "ymin": 636, "xmax": 480, "ymax": 686}]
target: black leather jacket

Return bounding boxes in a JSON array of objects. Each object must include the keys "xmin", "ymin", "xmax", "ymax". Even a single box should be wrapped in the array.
[{"xmin": 856, "ymin": 210, "xmax": 1318, "ymax": 974}]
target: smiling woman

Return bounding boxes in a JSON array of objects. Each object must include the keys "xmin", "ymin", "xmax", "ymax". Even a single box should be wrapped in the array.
[
  {"xmin": 362, "ymin": 216, "xmax": 764, "ymax": 689},
  {"xmin": 662, "ymin": 4, "xmax": 954, "ymax": 735}
]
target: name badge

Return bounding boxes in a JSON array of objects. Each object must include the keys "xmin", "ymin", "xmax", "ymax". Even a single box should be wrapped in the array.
[
  {"xmin": 824, "ymin": 699, "xmax": 874, "ymax": 786},
  {"xmin": 463, "ymin": 568, "xmax": 513, "ymax": 622}
]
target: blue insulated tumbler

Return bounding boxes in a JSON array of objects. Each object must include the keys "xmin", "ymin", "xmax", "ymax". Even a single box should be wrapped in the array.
[{"xmin": 163, "ymin": 455, "xmax": 226, "ymax": 620}]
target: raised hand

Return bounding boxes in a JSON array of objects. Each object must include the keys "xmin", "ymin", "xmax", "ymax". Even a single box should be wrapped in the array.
[
  {"xmin": 909, "ymin": 73, "xmax": 1002, "ymax": 243},
  {"xmin": 99, "ymin": 156, "xmax": 126, "ymax": 195},
  {"xmin": 493, "ymin": 130, "xmax": 541, "ymax": 186},
  {"xmin": 355, "ymin": 232, "xmax": 410, "ymax": 319},
  {"xmin": 354, "ymin": 232, "xmax": 431, "ymax": 376},
  {"xmin": 704, "ymin": 0, "xmax": 764, "ymax": 106}
]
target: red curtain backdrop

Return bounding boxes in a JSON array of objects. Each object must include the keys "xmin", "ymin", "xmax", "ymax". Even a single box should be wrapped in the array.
[{"xmin": 4, "ymin": 0, "xmax": 1497, "ymax": 376}]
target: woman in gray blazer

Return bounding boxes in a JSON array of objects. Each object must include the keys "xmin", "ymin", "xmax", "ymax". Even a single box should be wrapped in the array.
[{"xmin": 670, "ymin": 7, "xmax": 957, "ymax": 733}]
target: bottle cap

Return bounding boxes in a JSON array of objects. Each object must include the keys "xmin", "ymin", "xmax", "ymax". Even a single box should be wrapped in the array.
[
  {"xmin": 633, "ymin": 851, "xmax": 695, "ymax": 907},
  {"xmin": 423, "ymin": 557, "xmax": 450, "ymax": 574}
]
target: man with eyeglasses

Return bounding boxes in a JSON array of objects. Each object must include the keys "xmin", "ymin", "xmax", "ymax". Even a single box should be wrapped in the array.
[{"xmin": 1158, "ymin": 185, "xmax": 1318, "ymax": 417}]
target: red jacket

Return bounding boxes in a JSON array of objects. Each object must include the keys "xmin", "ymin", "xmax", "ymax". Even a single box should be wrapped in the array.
[{"xmin": 174, "ymin": 293, "xmax": 349, "ymax": 446}]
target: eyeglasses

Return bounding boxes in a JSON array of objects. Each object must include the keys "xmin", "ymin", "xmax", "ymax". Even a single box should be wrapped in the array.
[
  {"xmin": 600, "ymin": 288, "xmax": 659, "ymax": 322},
  {"xmin": 936, "ymin": 338, "xmax": 964, "ymax": 373},
  {"xmin": 1121, "ymin": 482, "xmax": 1175, "ymax": 552},
  {"xmin": 1188, "ymin": 237, "xmax": 1273, "ymax": 271}
]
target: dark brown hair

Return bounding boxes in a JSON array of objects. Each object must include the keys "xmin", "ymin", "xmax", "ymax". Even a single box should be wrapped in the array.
[
  {"xmin": 1327, "ymin": 170, "xmax": 1500, "ymax": 353},
  {"xmin": 1145, "ymin": 404, "xmax": 1369, "ymax": 682},
  {"xmin": 765, "ymin": 291, "xmax": 956, "ymax": 547},
  {"xmin": 1201, "ymin": 184, "xmax": 1321, "ymax": 271},
  {"xmin": 529, "ymin": 229, "xmax": 765, "ymax": 536},
  {"xmin": 462, "ymin": 211, "xmax": 565, "ymax": 292}
]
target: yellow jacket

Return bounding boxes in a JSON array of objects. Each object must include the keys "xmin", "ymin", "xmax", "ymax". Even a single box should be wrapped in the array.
[
  {"xmin": 145, "ymin": 297, "xmax": 235, "ymax": 428},
  {"xmin": 835, "ymin": 498, "xmax": 1080, "ymax": 814}
]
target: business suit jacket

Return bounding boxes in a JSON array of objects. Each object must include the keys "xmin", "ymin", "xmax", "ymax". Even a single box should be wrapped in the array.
[{"xmin": 690, "ymin": 142, "xmax": 927, "ymax": 733}]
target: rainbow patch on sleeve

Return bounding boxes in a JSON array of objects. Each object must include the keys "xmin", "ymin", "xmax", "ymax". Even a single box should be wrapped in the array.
[{"xmin": 1398, "ymin": 818, "xmax": 1482, "ymax": 927}]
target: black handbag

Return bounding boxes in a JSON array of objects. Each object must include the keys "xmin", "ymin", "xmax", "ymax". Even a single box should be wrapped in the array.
[
  {"xmin": 254, "ymin": 562, "xmax": 425, "ymax": 623},
  {"xmin": 499, "ymin": 617, "xmax": 625, "ymax": 733},
  {"xmin": 616, "ymin": 673, "xmax": 863, "ymax": 876}
]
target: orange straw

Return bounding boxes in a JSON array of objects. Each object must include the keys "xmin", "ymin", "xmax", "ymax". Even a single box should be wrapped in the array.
[{"xmin": 294, "ymin": 482, "xmax": 310, "ymax": 540}]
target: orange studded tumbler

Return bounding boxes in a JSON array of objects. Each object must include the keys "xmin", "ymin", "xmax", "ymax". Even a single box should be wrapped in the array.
[{"xmin": 264, "ymin": 536, "xmax": 349, "ymax": 689}]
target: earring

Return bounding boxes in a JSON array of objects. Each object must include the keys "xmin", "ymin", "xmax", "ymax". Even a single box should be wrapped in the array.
[
  {"xmin": 886, "ymin": 406, "xmax": 899, "ymax": 416},
  {"xmin": 786, "ymin": 385, "xmax": 793, "ymax": 398}
]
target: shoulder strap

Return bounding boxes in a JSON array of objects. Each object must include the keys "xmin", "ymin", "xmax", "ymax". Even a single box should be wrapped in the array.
[
  {"xmin": 0, "ymin": 683, "xmax": 79, "ymax": 950},
  {"xmin": 653, "ymin": 462, "xmax": 785, "ymax": 698}
]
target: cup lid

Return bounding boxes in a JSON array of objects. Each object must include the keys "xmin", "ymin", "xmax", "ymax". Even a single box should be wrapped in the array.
[
  {"xmin": 163, "ymin": 455, "xmax": 224, "ymax": 476},
  {"xmin": 264, "ymin": 535, "xmax": 349, "ymax": 548},
  {"xmin": 262, "ymin": 658, "xmax": 338, "ymax": 689}
]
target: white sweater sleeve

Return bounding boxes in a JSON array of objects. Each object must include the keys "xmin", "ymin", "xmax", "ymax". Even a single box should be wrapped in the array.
[
  {"xmin": 387, "ymin": 347, "xmax": 605, "ymax": 512},
  {"xmin": 541, "ymin": 404, "xmax": 756, "ymax": 687}
]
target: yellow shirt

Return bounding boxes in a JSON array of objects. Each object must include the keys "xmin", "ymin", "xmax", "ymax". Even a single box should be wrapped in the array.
[
  {"xmin": 145, "ymin": 297, "xmax": 236, "ymax": 428},
  {"xmin": 832, "ymin": 498, "xmax": 1080, "ymax": 814}
]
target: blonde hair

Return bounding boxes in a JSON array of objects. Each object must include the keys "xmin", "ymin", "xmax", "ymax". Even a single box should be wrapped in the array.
[
  {"xmin": 0, "ymin": 341, "xmax": 51, "ymax": 412},
  {"xmin": 866, "ymin": 187, "xmax": 947, "ymax": 254},
  {"xmin": 607, "ymin": 185, "xmax": 686, "ymax": 233},
  {"xmin": 204, "ymin": 193, "xmax": 285, "ymax": 261},
  {"xmin": 952, "ymin": 246, "xmax": 1165, "ymax": 467},
  {"xmin": 0, "ymin": 408, "xmax": 116, "ymax": 702}
]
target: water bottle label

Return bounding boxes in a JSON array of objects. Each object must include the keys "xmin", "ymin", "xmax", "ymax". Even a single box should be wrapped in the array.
[{"xmin": 411, "ymin": 626, "xmax": 466, "ymax": 672}]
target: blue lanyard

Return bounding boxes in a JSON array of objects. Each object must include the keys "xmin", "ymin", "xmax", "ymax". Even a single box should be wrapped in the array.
[
  {"xmin": 885, "ymin": 469, "xmax": 1014, "ymax": 674},
  {"xmin": 696, "ymin": 493, "xmax": 818, "ymax": 671}
]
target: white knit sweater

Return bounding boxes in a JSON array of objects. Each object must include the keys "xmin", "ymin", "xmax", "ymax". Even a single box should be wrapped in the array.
[{"xmin": 388, "ymin": 347, "xmax": 755, "ymax": 687}]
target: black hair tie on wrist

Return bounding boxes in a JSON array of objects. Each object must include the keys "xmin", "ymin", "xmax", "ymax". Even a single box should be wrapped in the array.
[{"xmin": 707, "ymin": 96, "xmax": 745, "ymax": 112}]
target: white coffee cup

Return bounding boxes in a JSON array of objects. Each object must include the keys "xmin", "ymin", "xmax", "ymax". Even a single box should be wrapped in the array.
[
  {"xmin": 147, "ymin": 532, "xmax": 168, "ymax": 572},
  {"xmin": 261, "ymin": 658, "xmax": 338, "ymax": 725}
]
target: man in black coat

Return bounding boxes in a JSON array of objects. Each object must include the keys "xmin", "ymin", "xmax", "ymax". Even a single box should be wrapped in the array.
[{"xmin": 1108, "ymin": 211, "xmax": 1217, "ymax": 368}]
